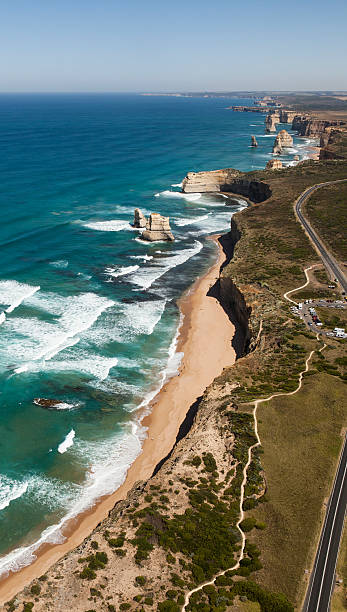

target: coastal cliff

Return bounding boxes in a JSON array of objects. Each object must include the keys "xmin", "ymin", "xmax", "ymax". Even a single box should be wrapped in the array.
[
  {"xmin": 182, "ymin": 169, "xmax": 272, "ymax": 203},
  {"xmin": 8, "ymin": 159, "xmax": 347, "ymax": 612}
]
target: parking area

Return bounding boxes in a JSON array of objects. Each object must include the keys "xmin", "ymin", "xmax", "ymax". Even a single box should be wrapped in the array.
[{"xmin": 290, "ymin": 299, "xmax": 347, "ymax": 338}]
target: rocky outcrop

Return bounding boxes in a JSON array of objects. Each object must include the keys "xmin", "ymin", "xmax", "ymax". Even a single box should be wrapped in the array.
[
  {"xmin": 265, "ymin": 112, "xmax": 280, "ymax": 133},
  {"xmin": 279, "ymin": 110, "xmax": 297, "ymax": 124},
  {"xmin": 319, "ymin": 128, "xmax": 347, "ymax": 160},
  {"xmin": 266, "ymin": 159, "xmax": 283, "ymax": 170},
  {"xmin": 141, "ymin": 213, "xmax": 174, "ymax": 242},
  {"xmin": 272, "ymin": 130, "xmax": 293, "ymax": 154},
  {"xmin": 292, "ymin": 115, "xmax": 345, "ymax": 138},
  {"xmin": 251, "ymin": 135, "xmax": 258, "ymax": 147},
  {"xmin": 182, "ymin": 168, "xmax": 271, "ymax": 203},
  {"xmin": 133, "ymin": 208, "xmax": 147, "ymax": 228},
  {"xmin": 292, "ymin": 114, "xmax": 311, "ymax": 132},
  {"xmin": 293, "ymin": 155, "xmax": 300, "ymax": 161},
  {"xmin": 182, "ymin": 168, "xmax": 242, "ymax": 193}
]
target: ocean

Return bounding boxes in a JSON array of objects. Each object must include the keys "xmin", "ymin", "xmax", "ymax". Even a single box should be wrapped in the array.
[{"xmin": 0, "ymin": 93, "xmax": 315, "ymax": 575}]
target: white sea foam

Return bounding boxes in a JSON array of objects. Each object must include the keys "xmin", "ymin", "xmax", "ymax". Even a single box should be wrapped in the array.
[
  {"xmin": 0, "ymin": 281, "xmax": 40, "ymax": 314},
  {"xmin": 171, "ymin": 182, "xmax": 183, "ymax": 187},
  {"xmin": 129, "ymin": 240, "xmax": 203, "ymax": 290},
  {"xmin": 49, "ymin": 260, "xmax": 69, "ymax": 269},
  {"xmin": 0, "ymin": 422, "xmax": 144, "ymax": 578},
  {"xmin": 82, "ymin": 220, "xmax": 134, "ymax": 232},
  {"xmin": 58, "ymin": 429, "xmax": 76, "ymax": 454},
  {"xmin": 155, "ymin": 190, "xmax": 202, "ymax": 201},
  {"xmin": 130, "ymin": 254, "xmax": 153, "ymax": 261},
  {"xmin": 0, "ymin": 475, "xmax": 28, "ymax": 511},
  {"xmin": 0, "ymin": 312, "xmax": 5, "ymax": 326},
  {"xmin": 174, "ymin": 214, "xmax": 210, "ymax": 226},
  {"xmin": 2, "ymin": 293, "xmax": 114, "ymax": 374},
  {"xmin": 20, "ymin": 355, "xmax": 119, "ymax": 381},
  {"xmin": 105, "ymin": 265, "xmax": 140, "ymax": 278}
]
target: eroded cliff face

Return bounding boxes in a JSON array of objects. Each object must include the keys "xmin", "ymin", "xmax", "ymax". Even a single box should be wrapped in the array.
[
  {"xmin": 292, "ymin": 115, "xmax": 345, "ymax": 137},
  {"xmin": 181, "ymin": 168, "xmax": 242, "ymax": 193},
  {"xmin": 319, "ymin": 128, "xmax": 347, "ymax": 160},
  {"xmin": 279, "ymin": 110, "xmax": 297, "ymax": 124},
  {"xmin": 182, "ymin": 169, "xmax": 272, "ymax": 203},
  {"xmin": 266, "ymin": 159, "xmax": 283, "ymax": 170}
]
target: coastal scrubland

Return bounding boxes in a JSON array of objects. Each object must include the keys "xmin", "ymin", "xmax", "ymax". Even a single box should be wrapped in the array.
[
  {"xmin": 6, "ymin": 157, "xmax": 347, "ymax": 610},
  {"xmin": 304, "ymin": 181, "xmax": 347, "ymax": 263}
]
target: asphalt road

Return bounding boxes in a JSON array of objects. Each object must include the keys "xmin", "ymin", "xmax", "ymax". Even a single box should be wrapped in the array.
[
  {"xmin": 295, "ymin": 179, "xmax": 347, "ymax": 294},
  {"xmin": 303, "ymin": 435, "xmax": 347, "ymax": 611},
  {"xmin": 296, "ymin": 180, "xmax": 347, "ymax": 610}
]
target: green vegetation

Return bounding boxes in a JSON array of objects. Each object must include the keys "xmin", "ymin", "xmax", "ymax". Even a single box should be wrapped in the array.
[
  {"xmin": 305, "ymin": 182, "xmax": 347, "ymax": 262},
  {"xmin": 30, "ymin": 584, "xmax": 41, "ymax": 596},
  {"xmin": 78, "ymin": 551, "xmax": 108, "ymax": 580}
]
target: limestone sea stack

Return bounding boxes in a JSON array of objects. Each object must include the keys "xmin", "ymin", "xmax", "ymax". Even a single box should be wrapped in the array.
[
  {"xmin": 251, "ymin": 135, "xmax": 258, "ymax": 147},
  {"xmin": 265, "ymin": 112, "xmax": 280, "ymax": 133},
  {"xmin": 141, "ymin": 213, "xmax": 174, "ymax": 242},
  {"xmin": 133, "ymin": 208, "xmax": 147, "ymax": 228},
  {"xmin": 272, "ymin": 129, "xmax": 293, "ymax": 154},
  {"xmin": 266, "ymin": 159, "xmax": 283, "ymax": 170}
]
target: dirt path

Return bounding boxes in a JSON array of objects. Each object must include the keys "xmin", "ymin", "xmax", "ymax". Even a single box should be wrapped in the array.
[{"xmin": 182, "ymin": 276, "xmax": 324, "ymax": 610}]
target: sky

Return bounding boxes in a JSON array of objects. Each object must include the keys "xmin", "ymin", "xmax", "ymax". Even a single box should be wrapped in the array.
[{"xmin": 1, "ymin": 0, "xmax": 347, "ymax": 92}]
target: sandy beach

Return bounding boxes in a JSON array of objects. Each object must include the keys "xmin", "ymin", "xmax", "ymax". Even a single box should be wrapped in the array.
[{"xmin": 0, "ymin": 235, "xmax": 236, "ymax": 605}]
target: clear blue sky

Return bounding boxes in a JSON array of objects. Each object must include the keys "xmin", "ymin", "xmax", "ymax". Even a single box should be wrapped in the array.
[{"xmin": 1, "ymin": 0, "xmax": 346, "ymax": 92}]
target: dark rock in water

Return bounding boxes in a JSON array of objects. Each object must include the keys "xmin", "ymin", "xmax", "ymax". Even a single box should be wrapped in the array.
[
  {"xmin": 34, "ymin": 398, "xmax": 60, "ymax": 409},
  {"xmin": 251, "ymin": 135, "xmax": 258, "ymax": 147},
  {"xmin": 225, "ymin": 197, "xmax": 246, "ymax": 206}
]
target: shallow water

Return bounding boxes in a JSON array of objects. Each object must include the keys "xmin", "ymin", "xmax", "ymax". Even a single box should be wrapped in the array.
[{"xmin": 0, "ymin": 94, "xmax": 313, "ymax": 575}]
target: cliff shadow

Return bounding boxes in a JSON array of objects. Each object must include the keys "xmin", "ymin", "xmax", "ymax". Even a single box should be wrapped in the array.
[
  {"xmin": 205, "ymin": 233, "xmax": 250, "ymax": 358},
  {"xmin": 151, "ymin": 396, "xmax": 202, "ymax": 477}
]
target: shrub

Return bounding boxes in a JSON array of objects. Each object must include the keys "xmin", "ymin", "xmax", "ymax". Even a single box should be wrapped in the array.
[
  {"xmin": 191, "ymin": 456, "xmax": 201, "ymax": 467},
  {"xmin": 135, "ymin": 575, "xmax": 147, "ymax": 586},
  {"xmin": 23, "ymin": 605, "xmax": 34, "ymax": 612},
  {"xmin": 144, "ymin": 597, "xmax": 153, "ymax": 605},
  {"xmin": 240, "ymin": 517, "xmax": 257, "ymax": 532},
  {"xmin": 120, "ymin": 604, "xmax": 131, "ymax": 610},
  {"xmin": 202, "ymin": 453, "xmax": 217, "ymax": 473},
  {"xmin": 108, "ymin": 536, "xmax": 125, "ymax": 548},
  {"xmin": 30, "ymin": 584, "xmax": 41, "ymax": 596},
  {"xmin": 91, "ymin": 541, "xmax": 98, "ymax": 550},
  {"xmin": 79, "ymin": 567, "xmax": 96, "ymax": 580}
]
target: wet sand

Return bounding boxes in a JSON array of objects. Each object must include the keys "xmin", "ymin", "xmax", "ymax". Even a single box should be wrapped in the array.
[{"xmin": 0, "ymin": 235, "xmax": 236, "ymax": 605}]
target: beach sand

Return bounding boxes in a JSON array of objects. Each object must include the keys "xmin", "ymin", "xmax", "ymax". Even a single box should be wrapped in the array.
[{"xmin": 0, "ymin": 235, "xmax": 236, "ymax": 605}]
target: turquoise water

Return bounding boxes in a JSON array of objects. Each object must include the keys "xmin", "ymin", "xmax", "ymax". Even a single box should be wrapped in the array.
[{"xmin": 0, "ymin": 94, "xmax": 313, "ymax": 574}]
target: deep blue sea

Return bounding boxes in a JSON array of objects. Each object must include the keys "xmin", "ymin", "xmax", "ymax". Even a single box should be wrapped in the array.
[{"xmin": 0, "ymin": 94, "xmax": 315, "ymax": 575}]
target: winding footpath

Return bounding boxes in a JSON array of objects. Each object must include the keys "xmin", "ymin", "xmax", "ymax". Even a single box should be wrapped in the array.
[{"xmin": 183, "ymin": 179, "xmax": 347, "ymax": 611}]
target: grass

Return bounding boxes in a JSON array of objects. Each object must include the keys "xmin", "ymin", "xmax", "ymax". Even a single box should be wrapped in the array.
[
  {"xmin": 304, "ymin": 182, "xmax": 347, "ymax": 263},
  {"xmin": 331, "ymin": 522, "xmax": 347, "ymax": 611},
  {"xmin": 249, "ymin": 374, "xmax": 346, "ymax": 606}
]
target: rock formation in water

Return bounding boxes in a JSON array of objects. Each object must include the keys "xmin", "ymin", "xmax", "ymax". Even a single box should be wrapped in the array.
[
  {"xmin": 133, "ymin": 208, "xmax": 147, "ymax": 228},
  {"xmin": 266, "ymin": 159, "xmax": 283, "ymax": 170},
  {"xmin": 272, "ymin": 129, "xmax": 293, "ymax": 154},
  {"xmin": 182, "ymin": 168, "xmax": 242, "ymax": 193},
  {"xmin": 279, "ymin": 110, "xmax": 297, "ymax": 124},
  {"xmin": 182, "ymin": 168, "xmax": 271, "ymax": 203},
  {"xmin": 141, "ymin": 213, "xmax": 174, "ymax": 242},
  {"xmin": 251, "ymin": 135, "xmax": 258, "ymax": 147},
  {"xmin": 293, "ymin": 155, "xmax": 300, "ymax": 161},
  {"xmin": 265, "ymin": 112, "xmax": 280, "ymax": 133}
]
